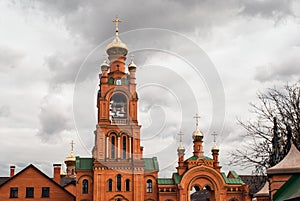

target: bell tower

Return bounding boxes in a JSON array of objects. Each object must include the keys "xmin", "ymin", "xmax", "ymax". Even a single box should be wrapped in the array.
[{"xmin": 92, "ymin": 16, "xmax": 145, "ymax": 201}]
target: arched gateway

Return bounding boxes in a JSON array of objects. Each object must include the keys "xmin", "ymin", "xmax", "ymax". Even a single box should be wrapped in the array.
[{"xmin": 157, "ymin": 114, "xmax": 251, "ymax": 201}]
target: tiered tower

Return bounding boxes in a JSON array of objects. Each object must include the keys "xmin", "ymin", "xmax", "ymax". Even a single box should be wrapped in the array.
[{"xmin": 92, "ymin": 16, "xmax": 145, "ymax": 201}]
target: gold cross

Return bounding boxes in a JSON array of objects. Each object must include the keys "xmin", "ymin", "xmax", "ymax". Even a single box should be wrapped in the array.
[
  {"xmin": 112, "ymin": 15, "xmax": 122, "ymax": 34},
  {"xmin": 178, "ymin": 130, "xmax": 184, "ymax": 144},
  {"xmin": 212, "ymin": 132, "xmax": 218, "ymax": 144},
  {"xmin": 130, "ymin": 54, "xmax": 135, "ymax": 62},
  {"xmin": 193, "ymin": 113, "xmax": 201, "ymax": 127},
  {"xmin": 70, "ymin": 140, "xmax": 75, "ymax": 152}
]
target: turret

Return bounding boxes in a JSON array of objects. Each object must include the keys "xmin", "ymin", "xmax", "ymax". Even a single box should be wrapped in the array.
[
  {"xmin": 192, "ymin": 113, "xmax": 204, "ymax": 158},
  {"xmin": 177, "ymin": 131, "xmax": 186, "ymax": 175},
  {"xmin": 211, "ymin": 132, "xmax": 221, "ymax": 172}
]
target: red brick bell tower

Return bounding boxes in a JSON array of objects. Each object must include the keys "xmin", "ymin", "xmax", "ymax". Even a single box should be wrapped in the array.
[{"xmin": 92, "ymin": 16, "xmax": 145, "ymax": 201}]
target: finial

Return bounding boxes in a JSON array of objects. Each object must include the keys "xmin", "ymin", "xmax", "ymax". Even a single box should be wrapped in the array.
[
  {"xmin": 211, "ymin": 132, "xmax": 219, "ymax": 150},
  {"xmin": 112, "ymin": 15, "xmax": 122, "ymax": 39},
  {"xmin": 178, "ymin": 130, "xmax": 184, "ymax": 148},
  {"xmin": 102, "ymin": 54, "xmax": 107, "ymax": 61},
  {"xmin": 193, "ymin": 113, "xmax": 201, "ymax": 128},
  {"xmin": 212, "ymin": 132, "xmax": 217, "ymax": 145},
  {"xmin": 70, "ymin": 140, "xmax": 75, "ymax": 152},
  {"xmin": 130, "ymin": 54, "xmax": 135, "ymax": 62}
]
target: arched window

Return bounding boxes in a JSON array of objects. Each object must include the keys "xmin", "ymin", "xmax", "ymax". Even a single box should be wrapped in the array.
[
  {"xmin": 146, "ymin": 179, "xmax": 152, "ymax": 193},
  {"xmin": 125, "ymin": 179, "xmax": 130, "ymax": 191},
  {"xmin": 82, "ymin": 179, "xmax": 88, "ymax": 194},
  {"xmin": 122, "ymin": 136, "xmax": 127, "ymax": 159},
  {"xmin": 111, "ymin": 136, "xmax": 115, "ymax": 159},
  {"xmin": 110, "ymin": 93, "xmax": 127, "ymax": 119},
  {"xmin": 108, "ymin": 179, "xmax": 112, "ymax": 192},
  {"xmin": 117, "ymin": 174, "xmax": 122, "ymax": 191}
]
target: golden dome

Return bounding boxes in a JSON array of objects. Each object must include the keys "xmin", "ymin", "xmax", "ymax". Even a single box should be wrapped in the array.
[
  {"xmin": 100, "ymin": 59, "xmax": 109, "ymax": 67},
  {"xmin": 106, "ymin": 36, "xmax": 128, "ymax": 56},
  {"xmin": 65, "ymin": 152, "xmax": 76, "ymax": 162},
  {"xmin": 192, "ymin": 127, "xmax": 203, "ymax": 138},
  {"xmin": 128, "ymin": 59, "xmax": 137, "ymax": 68},
  {"xmin": 212, "ymin": 143, "xmax": 219, "ymax": 150}
]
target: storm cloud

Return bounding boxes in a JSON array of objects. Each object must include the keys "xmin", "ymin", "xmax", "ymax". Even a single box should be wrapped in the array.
[{"xmin": 0, "ymin": 0, "xmax": 300, "ymax": 176}]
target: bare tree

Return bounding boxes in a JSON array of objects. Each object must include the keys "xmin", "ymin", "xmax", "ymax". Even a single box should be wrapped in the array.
[{"xmin": 229, "ymin": 81, "xmax": 300, "ymax": 175}]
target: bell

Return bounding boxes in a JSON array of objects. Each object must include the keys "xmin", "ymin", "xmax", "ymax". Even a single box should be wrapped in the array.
[
  {"xmin": 111, "ymin": 103, "xmax": 117, "ymax": 113},
  {"xmin": 119, "ymin": 104, "xmax": 126, "ymax": 114}
]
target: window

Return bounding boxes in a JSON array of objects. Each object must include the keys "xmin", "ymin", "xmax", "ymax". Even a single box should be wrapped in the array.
[
  {"xmin": 146, "ymin": 179, "xmax": 153, "ymax": 193},
  {"xmin": 110, "ymin": 93, "xmax": 127, "ymax": 118},
  {"xmin": 82, "ymin": 179, "xmax": 88, "ymax": 194},
  {"xmin": 125, "ymin": 179, "xmax": 130, "ymax": 191},
  {"xmin": 116, "ymin": 79, "xmax": 121, "ymax": 85},
  {"xmin": 108, "ymin": 179, "xmax": 113, "ymax": 191},
  {"xmin": 111, "ymin": 136, "xmax": 115, "ymax": 159},
  {"xmin": 10, "ymin": 187, "xmax": 18, "ymax": 198},
  {"xmin": 122, "ymin": 136, "xmax": 127, "ymax": 159},
  {"xmin": 42, "ymin": 187, "xmax": 50, "ymax": 198},
  {"xmin": 26, "ymin": 187, "xmax": 34, "ymax": 198},
  {"xmin": 116, "ymin": 174, "xmax": 121, "ymax": 191}
]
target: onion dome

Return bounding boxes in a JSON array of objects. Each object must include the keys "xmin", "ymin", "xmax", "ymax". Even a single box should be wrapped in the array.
[
  {"xmin": 106, "ymin": 36, "xmax": 128, "ymax": 56},
  {"xmin": 100, "ymin": 59, "xmax": 109, "ymax": 71},
  {"xmin": 106, "ymin": 16, "xmax": 128, "ymax": 57},
  {"xmin": 177, "ymin": 143, "xmax": 185, "ymax": 152},
  {"xmin": 65, "ymin": 150, "xmax": 75, "ymax": 162},
  {"xmin": 192, "ymin": 127, "xmax": 204, "ymax": 139},
  {"xmin": 212, "ymin": 143, "xmax": 219, "ymax": 151},
  {"xmin": 128, "ymin": 55, "xmax": 137, "ymax": 71},
  {"xmin": 65, "ymin": 140, "xmax": 76, "ymax": 162}
]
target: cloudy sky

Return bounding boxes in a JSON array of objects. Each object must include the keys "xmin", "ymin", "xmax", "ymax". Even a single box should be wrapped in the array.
[{"xmin": 0, "ymin": 0, "xmax": 299, "ymax": 177}]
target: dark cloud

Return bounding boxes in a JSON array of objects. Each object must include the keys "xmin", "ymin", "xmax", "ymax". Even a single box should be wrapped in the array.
[
  {"xmin": 240, "ymin": 0, "xmax": 295, "ymax": 20},
  {"xmin": 37, "ymin": 94, "xmax": 74, "ymax": 142},
  {"xmin": 29, "ymin": 0, "xmax": 241, "ymax": 44},
  {"xmin": 0, "ymin": 105, "xmax": 10, "ymax": 117}
]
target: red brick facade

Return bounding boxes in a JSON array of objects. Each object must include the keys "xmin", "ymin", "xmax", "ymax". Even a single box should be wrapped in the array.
[{"xmin": 0, "ymin": 164, "xmax": 75, "ymax": 201}]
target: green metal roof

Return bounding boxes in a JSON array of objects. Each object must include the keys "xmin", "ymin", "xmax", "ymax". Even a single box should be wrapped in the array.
[
  {"xmin": 142, "ymin": 157, "xmax": 159, "ymax": 171},
  {"xmin": 273, "ymin": 174, "xmax": 300, "ymax": 201},
  {"xmin": 221, "ymin": 171, "xmax": 245, "ymax": 185},
  {"xmin": 76, "ymin": 157, "xmax": 93, "ymax": 170},
  {"xmin": 157, "ymin": 178, "xmax": 174, "ymax": 185},
  {"xmin": 187, "ymin": 155, "xmax": 213, "ymax": 160},
  {"xmin": 173, "ymin": 172, "xmax": 182, "ymax": 184}
]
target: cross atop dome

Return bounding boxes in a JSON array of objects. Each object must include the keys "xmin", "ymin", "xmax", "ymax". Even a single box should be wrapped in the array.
[
  {"xmin": 112, "ymin": 15, "xmax": 122, "ymax": 38},
  {"xmin": 193, "ymin": 113, "xmax": 200, "ymax": 128},
  {"xmin": 212, "ymin": 131, "xmax": 219, "ymax": 150}
]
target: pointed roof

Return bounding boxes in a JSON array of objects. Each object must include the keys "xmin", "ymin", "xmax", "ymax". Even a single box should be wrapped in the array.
[
  {"xmin": 254, "ymin": 181, "xmax": 269, "ymax": 197},
  {"xmin": 0, "ymin": 164, "xmax": 75, "ymax": 200},
  {"xmin": 267, "ymin": 144, "xmax": 300, "ymax": 174}
]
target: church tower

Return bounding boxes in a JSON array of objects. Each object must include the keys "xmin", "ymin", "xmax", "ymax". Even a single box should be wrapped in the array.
[{"xmin": 92, "ymin": 16, "xmax": 145, "ymax": 201}]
